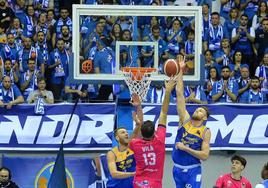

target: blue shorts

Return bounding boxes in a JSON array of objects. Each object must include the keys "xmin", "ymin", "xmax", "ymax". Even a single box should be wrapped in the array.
[{"xmin": 173, "ymin": 165, "xmax": 202, "ymax": 188}]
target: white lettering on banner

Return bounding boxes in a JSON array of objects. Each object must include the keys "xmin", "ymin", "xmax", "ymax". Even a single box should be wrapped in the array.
[
  {"xmin": 248, "ymin": 115, "xmax": 268, "ymax": 144},
  {"xmin": 206, "ymin": 115, "xmax": 253, "ymax": 144},
  {"xmin": 76, "ymin": 114, "xmax": 114, "ymax": 144},
  {"xmin": 36, "ymin": 115, "xmax": 80, "ymax": 144},
  {"xmin": 0, "ymin": 116, "xmax": 42, "ymax": 144}
]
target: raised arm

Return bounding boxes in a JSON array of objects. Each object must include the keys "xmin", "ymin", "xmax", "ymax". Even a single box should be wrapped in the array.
[
  {"xmin": 176, "ymin": 59, "xmax": 190, "ymax": 124},
  {"xmin": 158, "ymin": 77, "xmax": 177, "ymax": 126},
  {"xmin": 130, "ymin": 93, "xmax": 143, "ymax": 140}
]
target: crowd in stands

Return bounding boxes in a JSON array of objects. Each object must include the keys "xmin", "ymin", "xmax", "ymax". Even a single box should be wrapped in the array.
[{"xmin": 0, "ymin": 0, "xmax": 267, "ymax": 106}]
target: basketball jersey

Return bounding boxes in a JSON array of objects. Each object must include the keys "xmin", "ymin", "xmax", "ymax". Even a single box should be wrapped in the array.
[
  {"xmin": 172, "ymin": 119, "xmax": 208, "ymax": 166},
  {"xmin": 129, "ymin": 125, "xmax": 166, "ymax": 182},
  {"xmin": 215, "ymin": 173, "xmax": 252, "ymax": 188},
  {"xmin": 106, "ymin": 147, "xmax": 135, "ymax": 188}
]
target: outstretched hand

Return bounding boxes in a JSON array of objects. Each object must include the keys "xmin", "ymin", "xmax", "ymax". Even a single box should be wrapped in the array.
[
  {"xmin": 130, "ymin": 93, "xmax": 141, "ymax": 107},
  {"xmin": 132, "ymin": 111, "xmax": 142, "ymax": 126},
  {"xmin": 165, "ymin": 75, "xmax": 178, "ymax": 92}
]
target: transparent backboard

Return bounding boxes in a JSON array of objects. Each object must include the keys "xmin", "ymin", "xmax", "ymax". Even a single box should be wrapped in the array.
[{"xmin": 72, "ymin": 5, "xmax": 203, "ymax": 84}]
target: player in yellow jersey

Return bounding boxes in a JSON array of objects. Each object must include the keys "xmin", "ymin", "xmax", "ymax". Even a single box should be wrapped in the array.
[{"xmin": 172, "ymin": 58, "xmax": 211, "ymax": 188}]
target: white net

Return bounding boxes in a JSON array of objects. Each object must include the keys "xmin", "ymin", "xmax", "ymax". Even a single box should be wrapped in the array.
[{"xmin": 123, "ymin": 68, "xmax": 156, "ymax": 102}]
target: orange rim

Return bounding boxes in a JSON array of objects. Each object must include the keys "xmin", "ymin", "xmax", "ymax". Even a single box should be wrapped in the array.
[{"xmin": 122, "ymin": 67, "xmax": 156, "ymax": 81}]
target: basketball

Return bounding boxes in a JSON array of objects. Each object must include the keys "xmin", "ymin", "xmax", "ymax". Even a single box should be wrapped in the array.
[{"xmin": 163, "ymin": 59, "xmax": 180, "ymax": 77}]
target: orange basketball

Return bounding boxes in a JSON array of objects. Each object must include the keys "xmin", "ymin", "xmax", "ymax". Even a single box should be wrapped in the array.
[{"xmin": 163, "ymin": 59, "xmax": 180, "ymax": 77}]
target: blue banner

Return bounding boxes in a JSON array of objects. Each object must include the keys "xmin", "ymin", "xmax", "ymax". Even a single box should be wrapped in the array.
[
  {"xmin": 0, "ymin": 104, "xmax": 268, "ymax": 151},
  {"xmin": 2, "ymin": 155, "xmax": 97, "ymax": 188},
  {"xmin": 0, "ymin": 104, "xmax": 115, "ymax": 151}
]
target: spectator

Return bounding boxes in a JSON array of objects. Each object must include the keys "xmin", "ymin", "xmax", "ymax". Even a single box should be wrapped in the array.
[
  {"xmin": 46, "ymin": 9, "xmax": 56, "ymax": 29},
  {"xmin": 0, "ymin": 75, "xmax": 24, "ymax": 109},
  {"xmin": 35, "ymin": 31, "xmax": 49, "ymax": 65},
  {"xmin": 109, "ymin": 23, "xmax": 122, "ymax": 50},
  {"xmin": 142, "ymin": 25, "xmax": 168, "ymax": 69},
  {"xmin": 7, "ymin": 17, "xmax": 24, "ymax": 50},
  {"xmin": 208, "ymin": 12, "xmax": 224, "ymax": 54},
  {"xmin": 236, "ymin": 64, "xmax": 251, "ymax": 98},
  {"xmin": 0, "ymin": 23, "xmax": 7, "ymax": 47},
  {"xmin": 0, "ymin": 0, "xmax": 15, "ymax": 31},
  {"xmin": 255, "ymin": 52, "xmax": 268, "ymax": 99},
  {"xmin": 167, "ymin": 18, "xmax": 185, "ymax": 59},
  {"xmin": 142, "ymin": 16, "xmax": 165, "ymax": 41},
  {"xmin": 13, "ymin": 0, "xmax": 26, "ymax": 20},
  {"xmin": 239, "ymin": 76, "xmax": 267, "ymax": 103},
  {"xmin": 47, "ymin": 39, "xmax": 69, "ymax": 102},
  {"xmin": 220, "ymin": 0, "xmax": 240, "ymax": 22},
  {"xmin": 231, "ymin": 14, "xmax": 255, "ymax": 75},
  {"xmin": 94, "ymin": 37, "xmax": 115, "ymax": 101},
  {"xmin": 33, "ymin": 12, "xmax": 50, "ymax": 42},
  {"xmin": 214, "ymin": 38, "xmax": 232, "ymax": 70},
  {"xmin": 203, "ymin": 50, "xmax": 218, "ymax": 79},
  {"xmin": 61, "ymin": 25, "xmax": 72, "ymax": 54},
  {"xmin": 21, "ymin": 5, "xmax": 36, "ymax": 38},
  {"xmin": 0, "ymin": 59, "xmax": 19, "ymax": 84},
  {"xmin": 255, "ymin": 162, "xmax": 268, "ymax": 188},
  {"xmin": 223, "ymin": 7, "xmax": 239, "ymax": 40},
  {"xmin": 215, "ymin": 155, "xmax": 252, "ymax": 188},
  {"xmin": 252, "ymin": 1, "xmax": 268, "ymax": 30},
  {"xmin": 204, "ymin": 67, "xmax": 220, "ymax": 103},
  {"xmin": 0, "ymin": 167, "xmax": 19, "ymax": 188},
  {"xmin": 52, "ymin": 7, "xmax": 72, "ymax": 47},
  {"xmin": 1, "ymin": 33, "xmax": 20, "ymax": 67},
  {"xmin": 146, "ymin": 83, "xmax": 176, "ymax": 103},
  {"xmin": 16, "ymin": 37, "xmax": 45, "ymax": 75},
  {"xmin": 83, "ymin": 21, "xmax": 105, "ymax": 56},
  {"xmin": 184, "ymin": 30, "xmax": 195, "ymax": 64},
  {"xmin": 230, "ymin": 50, "xmax": 244, "ymax": 79},
  {"xmin": 27, "ymin": 77, "xmax": 54, "ymax": 104},
  {"xmin": 184, "ymin": 85, "xmax": 208, "ymax": 104},
  {"xmin": 64, "ymin": 76, "xmax": 88, "ymax": 102},
  {"xmin": 241, "ymin": 0, "xmax": 258, "ymax": 23},
  {"xmin": 202, "ymin": 3, "xmax": 210, "ymax": 51},
  {"xmin": 255, "ymin": 18, "xmax": 268, "ymax": 64},
  {"xmin": 211, "ymin": 65, "xmax": 239, "ymax": 103}
]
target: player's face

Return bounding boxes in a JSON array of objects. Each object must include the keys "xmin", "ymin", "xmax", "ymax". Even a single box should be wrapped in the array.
[
  {"xmin": 231, "ymin": 160, "xmax": 244, "ymax": 174},
  {"xmin": 192, "ymin": 107, "xmax": 207, "ymax": 121},
  {"xmin": 116, "ymin": 129, "xmax": 129, "ymax": 145}
]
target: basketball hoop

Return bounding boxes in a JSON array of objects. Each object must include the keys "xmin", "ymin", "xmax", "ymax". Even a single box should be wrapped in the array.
[{"xmin": 122, "ymin": 67, "xmax": 156, "ymax": 102}]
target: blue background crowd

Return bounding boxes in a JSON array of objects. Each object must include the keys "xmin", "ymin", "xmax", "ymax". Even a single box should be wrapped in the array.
[{"xmin": 0, "ymin": 0, "xmax": 268, "ymax": 106}]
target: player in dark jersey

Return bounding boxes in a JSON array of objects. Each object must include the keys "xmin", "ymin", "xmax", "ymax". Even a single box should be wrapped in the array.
[
  {"xmin": 172, "ymin": 58, "xmax": 211, "ymax": 188},
  {"xmin": 129, "ymin": 77, "xmax": 177, "ymax": 188}
]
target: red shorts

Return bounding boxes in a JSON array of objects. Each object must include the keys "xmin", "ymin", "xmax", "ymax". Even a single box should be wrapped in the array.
[{"xmin": 133, "ymin": 179, "xmax": 162, "ymax": 188}]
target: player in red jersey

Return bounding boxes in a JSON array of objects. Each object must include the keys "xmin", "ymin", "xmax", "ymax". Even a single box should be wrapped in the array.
[
  {"xmin": 129, "ymin": 76, "xmax": 177, "ymax": 188},
  {"xmin": 215, "ymin": 155, "xmax": 252, "ymax": 188}
]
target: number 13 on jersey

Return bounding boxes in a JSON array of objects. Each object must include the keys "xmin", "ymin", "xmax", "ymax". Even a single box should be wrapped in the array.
[{"xmin": 143, "ymin": 152, "xmax": 156, "ymax": 166}]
